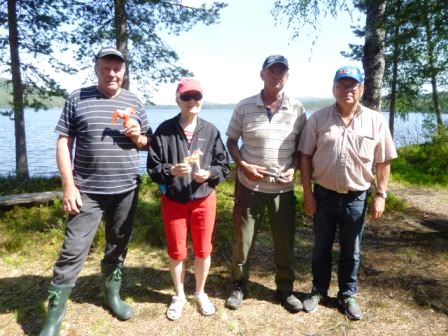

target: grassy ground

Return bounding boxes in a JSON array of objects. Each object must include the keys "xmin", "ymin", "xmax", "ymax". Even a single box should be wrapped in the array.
[{"xmin": 1, "ymin": 173, "xmax": 447, "ymax": 335}]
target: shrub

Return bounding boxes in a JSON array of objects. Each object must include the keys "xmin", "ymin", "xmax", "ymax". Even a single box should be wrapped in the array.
[{"xmin": 392, "ymin": 125, "xmax": 448, "ymax": 186}]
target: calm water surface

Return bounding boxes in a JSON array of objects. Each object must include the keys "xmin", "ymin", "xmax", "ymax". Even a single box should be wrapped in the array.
[{"xmin": 0, "ymin": 107, "xmax": 445, "ymax": 177}]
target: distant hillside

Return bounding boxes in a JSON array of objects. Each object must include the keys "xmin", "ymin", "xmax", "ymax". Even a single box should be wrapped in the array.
[
  {"xmin": 382, "ymin": 91, "xmax": 448, "ymax": 113},
  {"xmin": 4, "ymin": 76, "xmax": 443, "ymax": 113},
  {"xmin": 299, "ymin": 97, "xmax": 335, "ymax": 111},
  {"xmin": 0, "ymin": 78, "xmax": 66, "ymax": 109},
  {"xmin": 2, "ymin": 77, "xmax": 334, "ymax": 111},
  {"xmin": 0, "ymin": 78, "xmax": 12, "ymax": 107},
  {"xmin": 148, "ymin": 102, "xmax": 236, "ymax": 109},
  {"xmin": 149, "ymin": 98, "xmax": 335, "ymax": 112}
]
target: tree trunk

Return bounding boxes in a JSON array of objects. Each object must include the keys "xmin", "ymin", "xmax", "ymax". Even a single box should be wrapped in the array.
[
  {"xmin": 362, "ymin": 0, "xmax": 387, "ymax": 111},
  {"xmin": 422, "ymin": 1, "xmax": 443, "ymax": 129},
  {"xmin": 388, "ymin": 0, "xmax": 402, "ymax": 138},
  {"xmin": 7, "ymin": 0, "xmax": 29, "ymax": 179},
  {"xmin": 430, "ymin": 75, "xmax": 443, "ymax": 128},
  {"xmin": 114, "ymin": 0, "xmax": 129, "ymax": 90}
]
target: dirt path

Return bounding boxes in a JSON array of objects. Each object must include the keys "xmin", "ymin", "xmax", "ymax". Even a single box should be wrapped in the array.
[{"xmin": 389, "ymin": 182, "xmax": 448, "ymax": 219}]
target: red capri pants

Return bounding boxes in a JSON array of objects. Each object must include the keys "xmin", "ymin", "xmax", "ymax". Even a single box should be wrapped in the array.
[{"xmin": 161, "ymin": 192, "xmax": 216, "ymax": 260}]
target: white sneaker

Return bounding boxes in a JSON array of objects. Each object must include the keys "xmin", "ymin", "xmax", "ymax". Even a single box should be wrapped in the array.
[
  {"xmin": 195, "ymin": 293, "xmax": 216, "ymax": 316},
  {"xmin": 166, "ymin": 295, "xmax": 186, "ymax": 321}
]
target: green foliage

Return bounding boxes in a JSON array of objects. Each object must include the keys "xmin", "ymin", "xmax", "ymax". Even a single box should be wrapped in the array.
[
  {"xmin": 132, "ymin": 176, "xmax": 165, "ymax": 247},
  {"xmin": 271, "ymin": 0, "xmax": 351, "ymax": 40},
  {"xmin": 0, "ymin": 175, "xmax": 61, "ymax": 196},
  {"xmin": 385, "ymin": 192, "xmax": 409, "ymax": 212},
  {"xmin": 380, "ymin": 92, "xmax": 448, "ymax": 114},
  {"xmin": 415, "ymin": 92, "xmax": 448, "ymax": 114},
  {"xmin": 343, "ymin": 0, "xmax": 448, "ymax": 123},
  {"xmin": 7, "ymin": 164, "xmax": 430, "ymax": 268},
  {"xmin": 0, "ymin": 78, "xmax": 65, "ymax": 110},
  {"xmin": 0, "ymin": 168, "xmax": 308, "ymax": 261},
  {"xmin": 392, "ymin": 129, "xmax": 448, "ymax": 186},
  {"xmin": 213, "ymin": 176, "xmax": 236, "ymax": 253},
  {"xmin": 272, "ymin": 0, "xmax": 387, "ymax": 110},
  {"xmin": 0, "ymin": 203, "xmax": 66, "ymax": 256},
  {"xmin": 70, "ymin": 0, "xmax": 227, "ymax": 102},
  {"xmin": 0, "ymin": 0, "xmax": 75, "ymax": 112}
]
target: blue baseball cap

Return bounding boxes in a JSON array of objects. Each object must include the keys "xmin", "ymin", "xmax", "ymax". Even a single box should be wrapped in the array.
[
  {"xmin": 334, "ymin": 65, "xmax": 364, "ymax": 83},
  {"xmin": 262, "ymin": 55, "xmax": 289, "ymax": 71}
]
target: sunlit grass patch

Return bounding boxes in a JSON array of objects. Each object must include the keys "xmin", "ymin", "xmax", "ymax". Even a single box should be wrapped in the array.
[
  {"xmin": 0, "ymin": 203, "xmax": 65, "ymax": 255},
  {"xmin": 386, "ymin": 192, "xmax": 410, "ymax": 212},
  {"xmin": 392, "ymin": 138, "xmax": 448, "ymax": 187}
]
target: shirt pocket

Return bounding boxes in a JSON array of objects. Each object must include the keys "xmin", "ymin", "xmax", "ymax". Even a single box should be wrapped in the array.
[{"xmin": 356, "ymin": 135, "xmax": 376, "ymax": 161}]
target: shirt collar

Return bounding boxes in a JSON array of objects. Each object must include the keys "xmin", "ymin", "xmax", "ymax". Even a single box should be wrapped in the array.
[
  {"xmin": 256, "ymin": 90, "xmax": 289, "ymax": 110},
  {"xmin": 333, "ymin": 103, "xmax": 363, "ymax": 117}
]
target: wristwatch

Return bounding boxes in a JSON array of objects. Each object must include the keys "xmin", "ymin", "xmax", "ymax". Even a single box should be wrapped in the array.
[{"xmin": 375, "ymin": 191, "xmax": 388, "ymax": 199}]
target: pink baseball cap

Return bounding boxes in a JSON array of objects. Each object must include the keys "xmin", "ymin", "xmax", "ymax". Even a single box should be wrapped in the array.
[{"xmin": 176, "ymin": 78, "xmax": 203, "ymax": 94}]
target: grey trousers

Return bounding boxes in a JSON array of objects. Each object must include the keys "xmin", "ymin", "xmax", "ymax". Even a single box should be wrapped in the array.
[{"xmin": 52, "ymin": 188, "xmax": 139, "ymax": 285}]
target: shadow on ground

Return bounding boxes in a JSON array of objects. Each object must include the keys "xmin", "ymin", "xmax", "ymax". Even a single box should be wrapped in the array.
[{"xmin": 0, "ymin": 264, "xmax": 282, "ymax": 335}]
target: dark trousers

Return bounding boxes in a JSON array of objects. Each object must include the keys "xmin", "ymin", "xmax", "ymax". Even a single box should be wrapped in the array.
[
  {"xmin": 311, "ymin": 184, "xmax": 368, "ymax": 298},
  {"xmin": 52, "ymin": 188, "xmax": 139, "ymax": 285},
  {"xmin": 230, "ymin": 181, "xmax": 297, "ymax": 292}
]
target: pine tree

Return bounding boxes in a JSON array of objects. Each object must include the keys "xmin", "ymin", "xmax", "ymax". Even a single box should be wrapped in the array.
[
  {"xmin": 271, "ymin": 0, "xmax": 387, "ymax": 111},
  {"xmin": 1, "ymin": 0, "xmax": 74, "ymax": 178},
  {"xmin": 70, "ymin": 0, "xmax": 227, "ymax": 102}
]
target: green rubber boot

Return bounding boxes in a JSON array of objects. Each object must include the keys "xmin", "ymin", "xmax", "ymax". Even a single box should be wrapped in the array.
[
  {"xmin": 39, "ymin": 283, "xmax": 73, "ymax": 336},
  {"xmin": 101, "ymin": 262, "xmax": 133, "ymax": 320}
]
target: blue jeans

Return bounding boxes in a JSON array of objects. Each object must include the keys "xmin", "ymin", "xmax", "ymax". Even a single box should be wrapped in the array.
[{"xmin": 311, "ymin": 184, "xmax": 368, "ymax": 298}]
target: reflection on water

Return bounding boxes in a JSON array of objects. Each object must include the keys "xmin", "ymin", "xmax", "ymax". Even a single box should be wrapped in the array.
[{"xmin": 0, "ymin": 108, "xmax": 446, "ymax": 177}]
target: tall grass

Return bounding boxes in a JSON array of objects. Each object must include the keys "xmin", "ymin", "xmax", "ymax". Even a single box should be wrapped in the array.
[
  {"xmin": 392, "ymin": 129, "xmax": 448, "ymax": 187},
  {"xmin": 0, "ymin": 175, "xmax": 61, "ymax": 196}
]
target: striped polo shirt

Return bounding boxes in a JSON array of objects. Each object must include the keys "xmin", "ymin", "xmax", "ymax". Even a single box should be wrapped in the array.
[
  {"xmin": 226, "ymin": 92, "xmax": 307, "ymax": 193},
  {"xmin": 55, "ymin": 86, "xmax": 151, "ymax": 194}
]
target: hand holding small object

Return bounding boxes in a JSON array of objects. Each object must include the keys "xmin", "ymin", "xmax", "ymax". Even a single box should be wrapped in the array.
[
  {"xmin": 170, "ymin": 163, "xmax": 192, "ymax": 176},
  {"xmin": 112, "ymin": 106, "xmax": 136, "ymax": 127},
  {"xmin": 193, "ymin": 169, "xmax": 210, "ymax": 183},
  {"xmin": 184, "ymin": 149, "xmax": 203, "ymax": 171}
]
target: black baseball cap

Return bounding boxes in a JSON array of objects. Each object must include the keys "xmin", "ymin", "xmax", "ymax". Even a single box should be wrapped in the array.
[
  {"xmin": 262, "ymin": 55, "xmax": 289, "ymax": 71},
  {"xmin": 95, "ymin": 47, "xmax": 125, "ymax": 61}
]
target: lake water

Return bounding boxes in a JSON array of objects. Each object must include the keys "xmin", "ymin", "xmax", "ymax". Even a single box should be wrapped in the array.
[{"xmin": 0, "ymin": 107, "xmax": 446, "ymax": 177}]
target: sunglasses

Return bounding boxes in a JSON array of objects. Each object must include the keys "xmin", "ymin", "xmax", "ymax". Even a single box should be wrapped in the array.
[{"xmin": 180, "ymin": 93, "xmax": 203, "ymax": 102}]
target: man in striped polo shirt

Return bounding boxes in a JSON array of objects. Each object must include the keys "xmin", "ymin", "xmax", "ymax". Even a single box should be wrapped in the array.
[
  {"xmin": 225, "ymin": 55, "xmax": 307, "ymax": 312},
  {"xmin": 40, "ymin": 47, "xmax": 151, "ymax": 335}
]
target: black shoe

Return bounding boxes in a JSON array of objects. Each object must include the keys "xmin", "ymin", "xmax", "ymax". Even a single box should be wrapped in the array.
[
  {"xmin": 303, "ymin": 291, "xmax": 322, "ymax": 313},
  {"xmin": 275, "ymin": 290, "xmax": 303, "ymax": 313},
  {"xmin": 225, "ymin": 282, "xmax": 245, "ymax": 310},
  {"xmin": 338, "ymin": 296, "xmax": 362, "ymax": 320}
]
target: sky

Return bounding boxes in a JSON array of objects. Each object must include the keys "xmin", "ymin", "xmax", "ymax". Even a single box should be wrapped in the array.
[
  {"xmin": 63, "ymin": 0, "xmax": 365, "ymax": 105},
  {"xmin": 145, "ymin": 0, "xmax": 365, "ymax": 104}
]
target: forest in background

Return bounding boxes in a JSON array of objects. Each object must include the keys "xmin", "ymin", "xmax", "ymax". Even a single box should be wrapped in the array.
[
  {"xmin": 1, "ymin": 77, "xmax": 446, "ymax": 113},
  {"xmin": 2, "ymin": 0, "xmax": 447, "ymax": 179}
]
